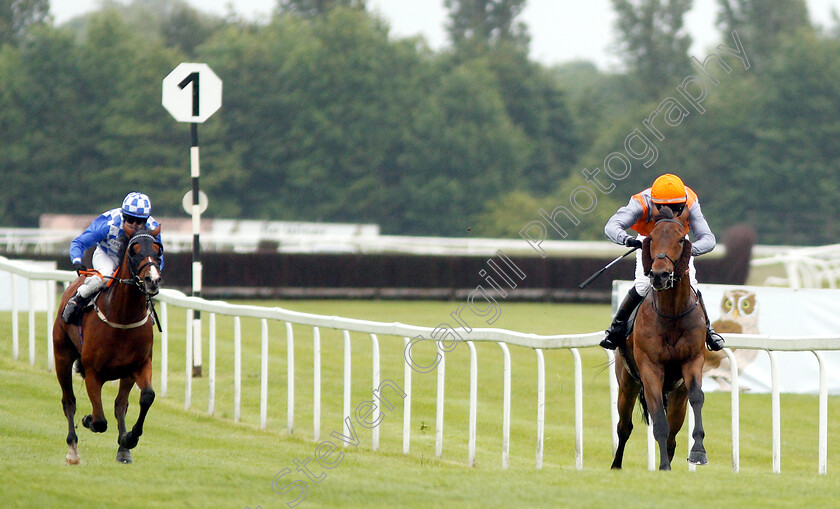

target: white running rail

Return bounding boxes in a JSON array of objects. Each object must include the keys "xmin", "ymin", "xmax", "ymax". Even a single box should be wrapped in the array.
[{"xmin": 1, "ymin": 255, "xmax": 837, "ymax": 473}]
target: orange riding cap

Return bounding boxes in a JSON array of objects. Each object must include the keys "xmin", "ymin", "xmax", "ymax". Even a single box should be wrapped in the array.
[
  {"xmin": 651, "ymin": 174, "xmax": 687, "ymax": 204},
  {"xmin": 630, "ymin": 186, "xmax": 698, "ymax": 236}
]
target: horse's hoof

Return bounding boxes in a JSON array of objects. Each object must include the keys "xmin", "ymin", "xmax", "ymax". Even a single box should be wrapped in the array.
[
  {"xmin": 65, "ymin": 455, "xmax": 81, "ymax": 465},
  {"xmin": 83, "ymin": 415, "xmax": 107, "ymax": 433},
  {"xmin": 688, "ymin": 452, "xmax": 709, "ymax": 465},
  {"xmin": 116, "ymin": 448, "xmax": 133, "ymax": 464}
]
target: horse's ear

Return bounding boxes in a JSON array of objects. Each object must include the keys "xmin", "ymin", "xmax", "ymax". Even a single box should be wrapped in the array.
[
  {"xmin": 675, "ymin": 239, "xmax": 692, "ymax": 275},
  {"xmin": 641, "ymin": 236, "xmax": 652, "ymax": 276},
  {"xmin": 150, "ymin": 225, "xmax": 161, "ymax": 237}
]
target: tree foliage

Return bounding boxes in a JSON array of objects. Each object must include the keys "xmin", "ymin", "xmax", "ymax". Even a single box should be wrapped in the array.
[
  {"xmin": 0, "ymin": 0, "xmax": 838, "ymax": 246},
  {"xmin": 0, "ymin": 0, "xmax": 50, "ymax": 46},
  {"xmin": 717, "ymin": 0, "xmax": 812, "ymax": 69},
  {"xmin": 611, "ymin": 0, "xmax": 693, "ymax": 99}
]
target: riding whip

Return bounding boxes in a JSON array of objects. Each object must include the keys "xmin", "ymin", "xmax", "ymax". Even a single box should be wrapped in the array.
[{"xmin": 578, "ymin": 247, "xmax": 639, "ymax": 289}]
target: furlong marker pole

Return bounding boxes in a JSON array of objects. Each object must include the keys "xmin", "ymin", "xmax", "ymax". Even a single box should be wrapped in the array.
[{"xmin": 191, "ymin": 122, "xmax": 203, "ymax": 377}]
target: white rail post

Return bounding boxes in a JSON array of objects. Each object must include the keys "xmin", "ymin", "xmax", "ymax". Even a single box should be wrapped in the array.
[
  {"xmin": 467, "ymin": 341, "xmax": 477, "ymax": 467},
  {"xmin": 370, "ymin": 333, "xmax": 380, "ymax": 451},
  {"xmin": 606, "ymin": 350, "xmax": 618, "ymax": 454},
  {"xmin": 260, "ymin": 319, "xmax": 269, "ymax": 430},
  {"xmin": 11, "ymin": 272, "xmax": 19, "ymax": 360},
  {"xmin": 185, "ymin": 308, "xmax": 193, "ymax": 410},
  {"xmin": 814, "ymin": 351, "xmax": 828, "ymax": 474},
  {"xmin": 769, "ymin": 351, "xmax": 781, "ymax": 473},
  {"xmin": 28, "ymin": 279, "xmax": 35, "ymax": 366},
  {"xmin": 435, "ymin": 342, "xmax": 445, "ymax": 458},
  {"xmin": 403, "ymin": 337, "xmax": 412, "ymax": 455},
  {"xmin": 571, "ymin": 348, "xmax": 583, "ymax": 470},
  {"xmin": 536, "ymin": 348, "xmax": 545, "ymax": 470},
  {"xmin": 208, "ymin": 313, "xmax": 216, "ymax": 415},
  {"xmin": 234, "ymin": 317, "xmax": 242, "ymax": 422},
  {"xmin": 286, "ymin": 322, "xmax": 295, "ymax": 434},
  {"xmin": 688, "ymin": 409, "xmax": 696, "ymax": 472},
  {"xmin": 500, "ymin": 342, "xmax": 511, "ymax": 469},
  {"xmin": 723, "ymin": 347, "xmax": 740, "ymax": 472},
  {"xmin": 313, "ymin": 326, "xmax": 321, "ymax": 441},
  {"xmin": 46, "ymin": 280, "xmax": 55, "ymax": 371},
  {"xmin": 160, "ymin": 302, "xmax": 168, "ymax": 398},
  {"xmin": 343, "ymin": 330, "xmax": 351, "ymax": 447}
]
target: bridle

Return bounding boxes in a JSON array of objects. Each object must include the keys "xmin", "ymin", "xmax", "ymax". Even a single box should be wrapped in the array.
[
  {"xmin": 80, "ymin": 233, "xmax": 163, "ymax": 330},
  {"xmin": 649, "ymin": 218, "xmax": 686, "ymax": 292},
  {"xmin": 647, "ymin": 217, "xmax": 699, "ymax": 318}
]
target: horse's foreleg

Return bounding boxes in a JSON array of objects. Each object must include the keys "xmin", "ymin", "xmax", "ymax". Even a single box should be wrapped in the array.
[
  {"xmin": 54, "ymin": 327, "xmax": 80, "ymax": 464},
  {"xmin": 120, "ymin": 359, "xmax": 155, "ymax": 451},
  {"xmin": 684, "ymin": 357, "xmax": 708, "ymax": 466},
  {"xmin": 665, "ymin": 386, "xmax": 688, "ymax": 464},
  {"xmin": 115, "ymin": 377, "xmax": 134, "ymax": 463},
  {"xmin": 639, "ymin": 366, "xmax": 670, "ymax": 470},
  {"xmin": 611, "ymin": 356, "xmax": 641, "ymax": 470},
  {"xmin": 82, "ymin": 373, "xmax": 108, "ymax": 433}
]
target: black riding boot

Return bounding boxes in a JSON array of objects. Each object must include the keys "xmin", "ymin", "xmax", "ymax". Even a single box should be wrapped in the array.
[
  {"xmin": 62, "ymin": 293, "xmax": 91, "ymax": 324},
  {"xmin": 696, "ymin": 290, "xmax": 725, "ymax": 351},
  {"xmin": 600, "ymin": 287, "xmax": 645, "ymax": 350}
]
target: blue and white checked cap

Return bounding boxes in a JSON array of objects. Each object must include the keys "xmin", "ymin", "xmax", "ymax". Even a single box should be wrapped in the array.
[{"xmin": 121, "ymin": 192, "xmax": 152, "ymax": 218}]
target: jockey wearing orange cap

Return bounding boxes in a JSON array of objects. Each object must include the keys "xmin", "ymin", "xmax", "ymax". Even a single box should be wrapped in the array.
[{"xmin": 600, "ymin": 174, "xmax": 725, "ymax": 351}]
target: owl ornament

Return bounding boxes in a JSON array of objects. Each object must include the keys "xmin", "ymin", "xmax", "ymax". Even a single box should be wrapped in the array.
[{"xmin": 703, "ymin": 289, "xmax": 760, "ymax": 390}]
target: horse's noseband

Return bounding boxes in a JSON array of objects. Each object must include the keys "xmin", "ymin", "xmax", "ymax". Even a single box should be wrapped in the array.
[{"xmin": 651, "ymin": 252, "xmax": 681, "ymax": 291}]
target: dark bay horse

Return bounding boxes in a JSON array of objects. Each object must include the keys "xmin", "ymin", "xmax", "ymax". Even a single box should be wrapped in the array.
[
  {"xmin": 610, "ymin": 207, "xmax": 708, "ymax": 470},
  {"xmin": 53, "ymin": 227, "xmax": 162, "ymax": 464}
]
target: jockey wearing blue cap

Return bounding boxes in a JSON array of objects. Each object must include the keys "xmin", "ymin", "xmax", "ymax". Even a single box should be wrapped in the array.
[{"xmin": 62, "ymin": 192, "xmax": 164, "ymax": 323}]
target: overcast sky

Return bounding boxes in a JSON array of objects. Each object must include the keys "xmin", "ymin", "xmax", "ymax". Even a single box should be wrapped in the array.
[{"xmin": 51, "ymin": 0, "xmax": 839, "ymax": 70}]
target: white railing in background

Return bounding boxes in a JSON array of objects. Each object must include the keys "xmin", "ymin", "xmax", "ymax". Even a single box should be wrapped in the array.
[{"xmin": 1, "ymin": 255, "xmax": 837, "ymax": 474}]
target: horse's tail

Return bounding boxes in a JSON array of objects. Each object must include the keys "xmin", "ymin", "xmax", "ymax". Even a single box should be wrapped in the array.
[
  {"xmin": 638, "ymin": 388, "xmax": 668, "ymax": 426},
  {"xmin": 638, "ymin": 390, "xmax": 650, "ymax": 425},
  {"xmin": 73, "ymin": 359, "xmax": 86, "ymax": 379}
]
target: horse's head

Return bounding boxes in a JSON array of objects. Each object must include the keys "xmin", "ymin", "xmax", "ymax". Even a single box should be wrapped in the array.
[
  {"xmin": 642, "ymin": 206, "xmax": 691, "ymax": 291},
  {"xmin": 125, "ymin": 226, "xmax": 163, "ymax": 297}
]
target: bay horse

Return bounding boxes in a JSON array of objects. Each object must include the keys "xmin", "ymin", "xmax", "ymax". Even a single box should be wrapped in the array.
[
  {"xmin": 610, "ymin": 206, "xmax": 708, "ymax": 470},
  {"xmin": 53, "ymin": 227, "xmax": 162, "ymax": 464}
]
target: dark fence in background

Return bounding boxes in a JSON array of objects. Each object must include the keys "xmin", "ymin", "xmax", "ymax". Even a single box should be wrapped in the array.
[{"xmin": 24, "ymin": 226, "xmax": 756, "ymax": 303}]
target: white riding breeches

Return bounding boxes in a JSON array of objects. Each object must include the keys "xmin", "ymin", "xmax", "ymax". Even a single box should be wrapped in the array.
[
  {"xmin": 633, "ymin": 234, "xmax": 698, "ymax": 296},
  {"xmin": 77, "ymin": 247, "xmax": 119, "ymax": 299}
]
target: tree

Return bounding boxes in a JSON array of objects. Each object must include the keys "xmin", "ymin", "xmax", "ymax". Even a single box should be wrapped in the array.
[
  {"xmin": 611, "ymin": 0, "xmax": 693, "ymax": 100},
  {"xmin": 0, "ymin": 0, "xmax": 50, "ymax": 47},
  {"xmin": 717, "ymin": 0, "xmax": 812, "ymax": 70},
  {"xmin": 444, "ymin": 0, "xmax": 528, "ymax": 51},
  {"xmin": 277, "ymin": 0, "xmax": 365, "ymax": 17}
]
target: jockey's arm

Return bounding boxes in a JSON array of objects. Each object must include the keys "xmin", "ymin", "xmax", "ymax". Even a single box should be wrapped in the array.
[
  {"xmin": 687, "ymin": 202, "xmax": 716, "ymax": 256},
  {"xmin": 69, "ymin": 215, "xmax": 110, "ymax": 265},
  {"xmin": 604, "ymin": 198, "xmax": 644, "ymax": 246}
]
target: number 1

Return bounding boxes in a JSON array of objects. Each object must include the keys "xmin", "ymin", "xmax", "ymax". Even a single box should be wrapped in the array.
[{"xmin": 178, "ymin": 72, "xmax": 200, "ymax": 117}]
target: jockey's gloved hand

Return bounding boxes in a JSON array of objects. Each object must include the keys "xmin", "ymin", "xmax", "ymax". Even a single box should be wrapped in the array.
[
  {"xmin": 624, "ymin": 237, "xmax": 643, "ymax": 249},
  {"xmin": 73, "ymin": 262, "xmax": 87, "ymax": 275}
]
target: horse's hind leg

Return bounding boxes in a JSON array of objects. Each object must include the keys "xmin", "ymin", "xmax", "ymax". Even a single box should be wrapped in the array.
[
  {"xmin": 611, "ymin": 355, "xmax": 641, "ymax": 470},
  {"xmin": 666, "ymin": 386, "xmax": 688, "ymax": 464},
  {"xmin": 53, "ymin": 326, "xmax": 80, "ymax": 464},
  {"xmin": 120, "ymin": 359, "xmax": 155, "ymax": 451},
  {"xmin": 683, "ymin": 357, "xmax": 708, "ymax": 465},
  {"xmin": 114, "ymin": 377, "xmax": 134, "ymax": 463},
  {"xmin": 82, "ymin": 373, "xmax": 108, "ymax": 433}
]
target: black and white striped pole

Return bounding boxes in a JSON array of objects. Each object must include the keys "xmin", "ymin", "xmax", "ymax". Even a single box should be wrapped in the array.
[{"xmin": 163, "ymin": 63, "xmax": 222, "ymax": 378}]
